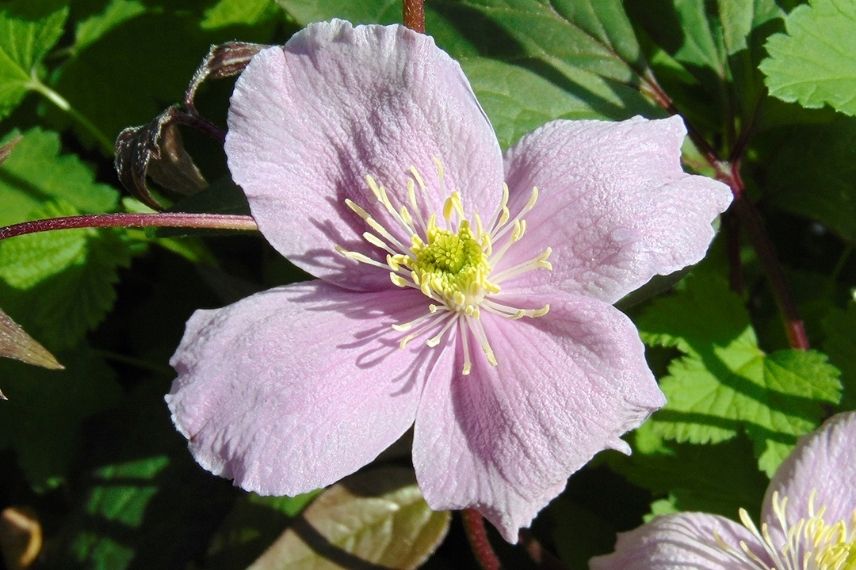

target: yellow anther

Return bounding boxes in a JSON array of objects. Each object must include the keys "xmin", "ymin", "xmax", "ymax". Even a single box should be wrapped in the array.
[
  {"xmin": 345, "ymin": 198, "xmax": 370, "ymax": 220},
  {"xmin": 511, "ymin": 219, "xmax": 525, "ymax": 241},
  {"xmin": 390, "ymin": 274, "xmax": 409, "ymax": 287},
  {"xmin": 525, "ymin": 186, "xmax": 540, "ymax": 212},
  {"xmin": 409, "ymin": 166, "xmax": 426, "ymax": 191},
  {"xmin": 363, "ymin": 232, "xmax": 392, "ymax": 252},
  {"xmin": 497, "ymin": 205, "xmax": 510, "ymax": 227}
]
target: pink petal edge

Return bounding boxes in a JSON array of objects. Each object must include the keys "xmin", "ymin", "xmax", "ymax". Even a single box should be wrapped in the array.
[
  {"xmin": 167, "ymin": 280, "xmax": 453, "ymax": 495},
  {"xmin": 499, "ymin": 116, "xmax": 732, "ymax": 303},
  {"xmin": 412, "ymin": 292, "xmax": 664, "ymax": 542},
  {"xmin": 590, "ymin": 512, "xmax": 764, "ymax": 570},
  {"xmin": 226, "ymin": 20, "xmax": 504, "ymax": 292},
  {"xmin": 761, "ymin": 411, "xmax": 856, "ymax": 531}
]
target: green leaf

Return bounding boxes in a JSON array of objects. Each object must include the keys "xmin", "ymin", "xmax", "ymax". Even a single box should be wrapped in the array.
[
  {"xmin": 639, "ymin": 272, "xmax": 841, "ymax": 475},
  {"xmin": 628, "ymin": 0, "xmax": 783, "ymax": 131},
  {"xmin": 202, "ymin": 0, "xmax": 276, "ymax": 29},
  {"xmin": 0, "ymin": 128, "xmax": 118, "ymax": 224},
  {"xmin": 460, "ymin": 56, "xmax": 653, "ymax": 148},
  {"xmin": 277, "ymin": 0, "xmax": 661, "ymax": 124},
  {"xmin": 760, "ymin": 0, "xmax": 856, "ymax": 116},
  {"xmin": 608, "ymin": 423, "xmax": 768, "ymax": 519},
  {"xmin": 72, "ymin": 0, "xmax": 147, "ymax": 54},
  {"xmin": 823, "ymin": 303, "xmax": 856, "ymax": 409},
  {"xmin": 763, "ymin": 117, "xmax": 856, "ymax": 244},
  {"xmin": 249, "ymin": 468, "xmax": 450, "ymax": 570},
  {"xmin": 204, "ymin": 492, "xmax": 320, "ymax": 569},
  {"xmin": 0, "ymin": 349, "xmax": 120, "ymax": 490},
  {"xmin": 274, "ymin": 0, "xmax": 401, "ymax": 25},
  {"xmin": 60, "ymin": 382, "xmax": 235, "ymax": 569},
  {"xmin": 0, "ymin": 200, "xmax": 132, "ymax": 351},
  {"xmin": 0, "ymin": 0, "xmax": 69, "ymax": 119}
]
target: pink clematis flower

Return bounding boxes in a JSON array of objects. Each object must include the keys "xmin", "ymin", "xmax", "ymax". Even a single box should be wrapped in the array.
[
  {"xmin": 166, "ymin": 19, "xmax": 732, "ymax": 541},
  {"xmin": 590, "ymin": 411, "xmax": 856, "ymax": 569}
]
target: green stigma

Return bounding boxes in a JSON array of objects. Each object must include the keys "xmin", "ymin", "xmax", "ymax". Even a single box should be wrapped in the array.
[{"xmin": 406, "ymin": 219, "xmax": 497, "ymax": 314}]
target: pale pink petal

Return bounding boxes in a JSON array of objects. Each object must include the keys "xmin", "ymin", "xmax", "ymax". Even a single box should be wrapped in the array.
[
  {"xmin": 226, "ymin": 20, "xmax": 503, "ymax": 291},
  {"xmin": 761, "ymin": 411, "xmax": 856, "ymax": 529},
  {"xmin": 411, "ymin": 293, "xmax": 665, "ymax": 542},
  {"xmin": 499, "ymin": 116, "xmax": 732, "ymax": 303},
  {"xmin": 167, "ymin": 280, "xmax": 454, "ymax": 495},
  {"xmin": 590, "ymin": 512, "xmax": 766, "ymax": 570}
]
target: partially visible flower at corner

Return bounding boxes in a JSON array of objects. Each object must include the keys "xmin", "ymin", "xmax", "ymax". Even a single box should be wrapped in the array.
[
  {"xmin": 165, "ymin": 19, "xmax": 732, "ymax": 542},
  {"xmin": 590, "ymin": 411, "xmax": 856, "ymax": 569}
]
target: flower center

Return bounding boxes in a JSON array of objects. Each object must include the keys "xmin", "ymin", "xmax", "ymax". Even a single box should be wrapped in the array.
[
  {"xmin": 406, "ymin": 219, "xmax": 496, "ymax": 313},
  {"xmin": 335, "ymin": 160, "xmax": 552, "ymax": 374},
  {"xmin": 711, "ymin": 491, "xmax": 856, "ymax": 570}
]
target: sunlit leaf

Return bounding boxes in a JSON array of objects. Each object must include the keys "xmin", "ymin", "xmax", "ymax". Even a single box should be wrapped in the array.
[
  {"xmin": 250, "ymin": 468, "xmax": 450, "ymax": 570},
  {"xmin": 0, "ymin": 0, "xmax": 69, "ymax": 119},
  {"xmin": 761, "ymin": 0, "xmax": 856, "ymax": 116}
]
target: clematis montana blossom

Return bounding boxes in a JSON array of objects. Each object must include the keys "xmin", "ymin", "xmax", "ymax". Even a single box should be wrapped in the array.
[
  {"xmin": 166, "ymin": 19, "xmax": 732, "ymax": 541},
  {"xmin": 590, "ymin": 411, "xmax": 856, "ymax": 569}
]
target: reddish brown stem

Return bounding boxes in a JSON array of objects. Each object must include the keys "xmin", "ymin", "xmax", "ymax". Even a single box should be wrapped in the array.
[
  {"xmin": 646, "ymin": 73, "xmax": 809, "ymax": 350},
  {"xmin": 461, "ymin": 509, "xmax": 501, "ymax": 570},
  {"xmin": 0, "ymin": 212, "xmax": 258, "ymax": 241},
  {"xmin": 723, "ymin": 163, "xmax": 809, "ymax": 349},
  {"xmin": 403, "ymin": 0, "xmax": 425, "ymax": 32}
]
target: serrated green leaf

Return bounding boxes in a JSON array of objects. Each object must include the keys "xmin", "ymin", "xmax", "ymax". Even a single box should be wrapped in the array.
[
  {"xmin": 764, "ymin": 117, "xmax": 856, "ymax": 243},
  {"xmin": 0, "ymin": 128, "xmax": 118, "ymax": 224},
  {"xmin": 0, "ymin": 216, "xmax": 132, "ymax": 351},
  {"xmin": 0, "ymin": 202, "xmax": 89, "ymax": 289},
  {"xmin": 0, "ymin": 0, "xmax": 69, "ymax": 119},
  {"xmin": 250, "ymin": 468, "xmax": 450, "ymax": 570},
  {"xmin": 760, "ymin": 0, "xmax": 856, "ymax": 116},
  {"xmin": 0, "ymin": 349, "xmax": 120, "ymax": 490},
  {"xmin": 202, "ymin": 0, "xmax": 275, "ymax": 29},
  {"xmin": 823, "ymin": 303, "xmax": 856, "ymax": 409},
  {"xmin": 639, "ymin": 273, "xmax": 842, "ymax": 475}
]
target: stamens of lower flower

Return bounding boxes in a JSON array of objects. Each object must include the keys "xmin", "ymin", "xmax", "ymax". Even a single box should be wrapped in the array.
[{"xmin": 709, "ymin": 491, "xmax": 856, "ymax": 570}]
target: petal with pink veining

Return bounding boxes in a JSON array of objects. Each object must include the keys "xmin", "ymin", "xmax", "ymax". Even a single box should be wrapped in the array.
[
  {"xmin": 226, "ymin": 20, "xmax": 504, "ymax": 291},
  {"xmin": 589, "ymin": 512, "xmax": 765, "ymax": 570},
  {"xmin": 411, "ymin": 292, "xmax": 664, "ymax": 542},
  {"xmin": 500, "ymin": 116, "xmax": 732, "ymax": 303},
  {"xmin": 167, "ymin": 280, "xmax": 453, "ymax": 496},
  {"xmin": 761, "ymin": 411, "xmax": 856, "ymax": 530}
]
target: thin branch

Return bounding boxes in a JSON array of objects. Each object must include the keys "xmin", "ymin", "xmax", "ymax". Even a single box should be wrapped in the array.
[
  {"xmin": 646, "ymin": 73, "xmax": 809, "ymax": 350},
  {"xmin": 28, "ymin": 78, "xmax": 114, "ymax": 156},
  {"xmin": 0, "ymin": 212, "xmax": 258, "ymax": 241},
  {"xmin": 724, "ymin": 162, "xmax": 809, "ymax": 349},
  {"xmin": 403, "ymin": 0, "xmax": 425, "ymax": 32},
  {"xmin": 461, "ymin": 509, "xmax": 502, "ymax": 570}
]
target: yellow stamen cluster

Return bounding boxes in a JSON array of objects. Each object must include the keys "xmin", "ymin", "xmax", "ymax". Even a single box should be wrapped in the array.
[
  {"xmin": 712, "ymin": 491, "xmax": 856, "ymax": 570},
  {"xmin": 335, "ymin": 160, "xmax": 552, "ymax": 374}
]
